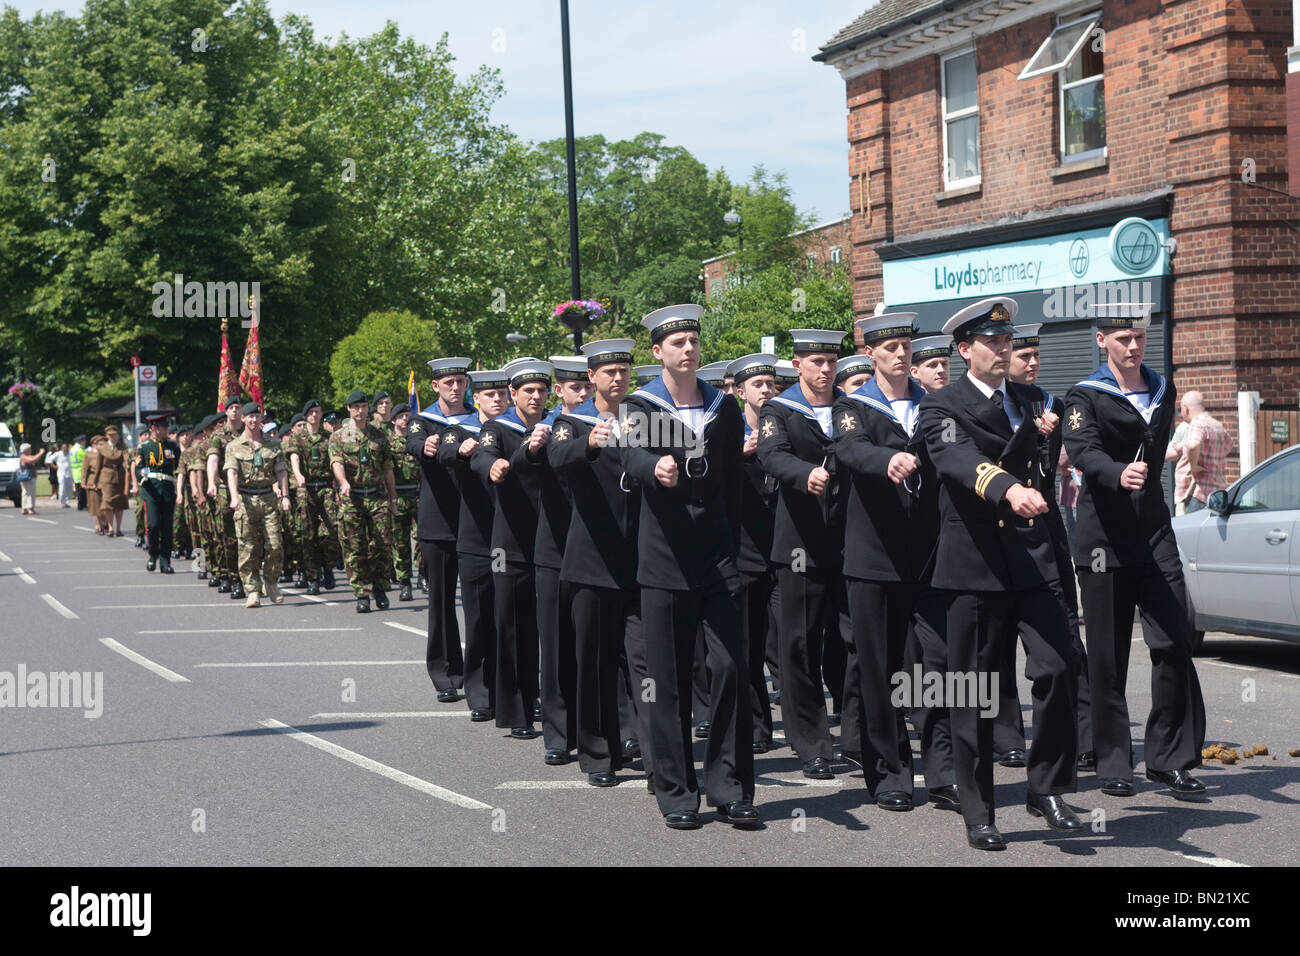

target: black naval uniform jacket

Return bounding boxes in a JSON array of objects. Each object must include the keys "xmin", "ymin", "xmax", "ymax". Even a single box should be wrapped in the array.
[
  {"xmin": 619, "ymin": 377, "xmax": 743, "ymax": 592},
  {"xmin": 918, "ymin": 374, "xmax": 1060, "ymax": 592},
  {"xmin": 547, "ymin": 398, "xmax": 640, "ymax": 591},
  {"xmin": 436, "ymin": 413, "xmax": 494, "ymax": 558},
  {"xmin": 470, "ymin": 407, "xmax": 546, "ymax": 564},
  {"xmin": 757, "ymin": 383, "xmax": 848, "ymax": 571},
  {"xmin": 738, "ymin": 417, "xmax": 777, "ymax": 577},
  {"xmin": 1063, "ymin": 364, "xmax": 1177, "ymax": 570},
  {"xmin": 406, "ymin": 403, "xmax": 474, "ymax": 543},
  {"xmin": 1018, "ymin": 384, "xmax": 1076, "ymax": 581},
  {"xmin": 832, "ymin": 377, "xmax": 938, "ymax": 583},
  {"xmin": 530, "ymin": 409, "xmax": 569, "ymax": 572}
]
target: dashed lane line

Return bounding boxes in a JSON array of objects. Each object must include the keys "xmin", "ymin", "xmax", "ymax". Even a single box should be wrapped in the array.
[
  {"xmin": 0, "ymin": 550, "xmax": 10, "ymax": 562},
  {"xmin": 1175, "ymin": 851, "xmax": 1249, "ymax": 868},
  {"xmin": 257, "ymin": 718, "xmax": 492, "ymax": 810},
  {"xmin": 13, "ymin": 568, "xmax": 36, "ymax": 584},
  {"xmin": 98, "ymin": 638, "xmax": 190, "ymax": 683},
  {"xmin": 40, "ymin": 593, "xmax": 79, "ymax": 619},
  {"xmin": 312, "ymin": 711, "xmax": 469, "ymax": 719},
  {"xmin": 196, "ymin": 660, "xmax": 423, "ymax": 668},
  {"xmin": 138, "ymin": 628, "xmax": 364, "ymax": 635}
]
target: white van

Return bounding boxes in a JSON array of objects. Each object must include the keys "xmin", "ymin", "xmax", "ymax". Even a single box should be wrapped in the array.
[{"xmin": 0, "ymin": 422, "xmax": 22, "ymax": 507}]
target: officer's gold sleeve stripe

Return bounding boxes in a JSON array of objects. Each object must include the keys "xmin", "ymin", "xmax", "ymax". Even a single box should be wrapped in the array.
[{"xmin": 974, "ymin": 463, "xmax": 1008, "ymax": 500}]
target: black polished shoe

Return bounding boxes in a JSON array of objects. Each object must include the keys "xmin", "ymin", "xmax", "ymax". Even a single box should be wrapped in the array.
[
  {"xmin": 197, "ymin": 569, "xmax": 207, "ymax": 580},
  {"xmin": 373, "ymin": 589, "xmax": 389, "ymax": 610},
  {"xmin": 355, "ymin": 595, "xmax": 371, "ymax": 613},
  {"xmin": 307, "ymin": 579, "xmax": 321, "ymax": 595},
  {"xmin": 399, "ymin": 583, "xmax": 413, "ymax": 602},
  {"xmin": 1077, "ymin": 751, "xmax": 1096, "ymax": 772},
  {"xmin": 752, "ymin": 740, "xmax": 771, "ymax": 755},
  {"xmin": 588, "ymin": 772, "xmax": 618, "ymax": 788},
  {"xmin": 469, "ymin": 708, "xmax": 494, "ymax": 722},
  {"xmin": 967, "ymin": 824, "xmax": 1006, "ymax": 851},
  {"xmin": 622, "ymin": 739, "xmax": 641, "ymax": 763},
  {"xmin": 996, "ymin": 748, "xmax": 1027, "ymax": 768},
  {"xmin": 875, "ymin": 790, "xmax": 914, "ymax": 812},
  {"xmin": 436, "ymin": 688, "xmax": 458, "ymax": 703},
  {"xmin": 838, "ymin": 750, "xmax": 864, "ymax": 770},
  {"xmin": 694, "ymin": 720, "xmax": 711, "ymax": 739},
  {"xmin": 146, "ymin": 558, "xmax": 157, "ymax": 572},
  {"xmin": 230, "ymin": 582, "xmax": 245, "ymax": 600},
  {"xmin": 532, "ymin": 702, "xmax": 543, "ymax": 721},
  {"xmin": 159, "ymin": 559, "xmax": 174, "ymax": 574},
  {"xmin": 544, "ymin": 748, "xmax": 570, "ymax": 766},
  {"xmin": 928, "ymin": 784, "xmax": 961, "ymax": 813},
  {"xmin": 802, "ymin": 757, "xmax": 835, "ymax": 780},
  {"xmin": 510, "ymin": 726, "xmax": 535, "ymax": 740},
  {"xmin": 323, "ymin": 569, "xmax": 336, "ymax": 590},
  {"xmin": 664, "ymin": 810, "xmax": 700, "ymax": 830},
  {"xmin": 134, "ymin": 537, "xmax": 145, "ymax": 549},
  {"xmin": 646, "ymin": 772, "xmax": 655, "ymax": 794},
  {"xmin": 279, "ymin": 570, "xmax": 293, "ymax": 584},
  {"xmin": 294, "ymin": 571, "xmax": 307, "ymax": 589},
  {"xmin": 419, "ymin": 576, "xmax": 428, "ymax": 594},
  {"xmin": 1026, "ymin": 792, "xmax": 1084, "ymax": 831},
  {"xmin": 717, "ymin": 800, "xmax": 761, "ymax": 828},
  {"xmin": 1146, "ymin": 768, "xmax": 1206, "ymax": 795},
  {"xmin": 209, "ymin": 575, "xmax": 221, "ymax": 588},
  {"xmin": 1100, "ymin": 778, "xmax": 1136, "ymax": 797}
]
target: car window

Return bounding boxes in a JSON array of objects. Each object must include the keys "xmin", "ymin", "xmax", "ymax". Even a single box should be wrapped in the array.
[
  {"xmin": 0, "ymin": 436, "xmax": 16, "ymax": 457},
  {"xmin": 1234, "ymin": 452, "xmax": 1300, "ymax": 512}
]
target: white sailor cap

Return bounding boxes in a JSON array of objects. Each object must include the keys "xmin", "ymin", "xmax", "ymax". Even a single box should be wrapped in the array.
[
  {"xmin": 942, "ymin": 297, "xmax": 1018, "ymax": 342},
  {"xmin": 261, "ymin": 421, "xmax": 277, "ymax": 434},
  {"xmin": 634, "ymin": 365, "xmax": 661, "ymax": 386},
  {"xmin": 789, "ymin": 328, "xmax": 847, "ymax": 354},
  {"xmin": 1088, "ymin": 302, "xmax": 1152, "ymax": 330},
  {"xmin": 549, "ymin": 355, "xmax": 589, "ymax": 382},
  {"xmin": 834, "ymin": 354, "xmax": 875, "ymax": 385},
  {"xmin": 427, "ymin": 356, "xmax": 472, "ymax": 378},
  {"xmin": 501, "ymin": 357, "xmax": 554, "ymax": 387},
  {"xmin": 469, "ymin": 368, "xmax": 510, "ymax": 389},
  {"xmin": 910, "ymin": 334, "xmax": 954, "ymax": 362},
  {"xmin": 855, "ymin": 312, "xmax": 918, "ymax": 345},
  {"xmin": 697, "ymin": 360, "xmax": 730, "ymax": 385},
  {"xmin": 1012, "ymin": 323, "xmax": 1044, "ymax": 348},
  {"xmin": 581, "ymin": 338, "xmax": 636, "ymax": 369},
  {"xmin": 642, "ymin": 304, "xmax": 704, "ymax": 343},
  {"xmin": 726, "ymin": 353, "xmax": 779, "ymax": 384},
  {"xmin": 775, "ymin": 360, "xmax": 799, "ymax": 383}
]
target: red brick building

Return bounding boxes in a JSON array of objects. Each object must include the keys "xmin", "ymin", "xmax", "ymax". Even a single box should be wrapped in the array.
[
  {"xmin": 702, "ymin": 216, "xmax": 852, "ymax": 297},
  {"xmin": 816, "ymin": 0, "xmax": 1300, "ymax": 479}
]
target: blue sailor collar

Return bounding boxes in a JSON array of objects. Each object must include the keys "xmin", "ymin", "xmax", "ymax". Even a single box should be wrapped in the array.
[
  {"xmin": 419, "ymin": 402, "xmax": 474, "ymax": 427},
  {"xmin": 845, "ymin": 376, "xmax": 926, "ymax": 427},
  {"xmin": 492, "ymin": 405, "xmax": 531, "ymax": 434},
  {"xmin": 767, "ymin": 381, "xmax": 843, "ymax": 422},
  {"xmin": 565, "ymin": 396, "xmax": 611, "ymax": 427},
  {"xmin": 635, "ymin": 374, "xmax": 727, "ymax": 431},
  {"xmin": 452, "ymin": 411, "xmax": 482, "ymax": 434},
  {"xmin": 1075, "ymin": 363, "xmax": 1166, "ymax": 423}
]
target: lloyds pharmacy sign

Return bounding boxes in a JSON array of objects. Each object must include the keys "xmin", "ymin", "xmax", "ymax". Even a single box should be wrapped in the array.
[{"xmin": 883, "ymin": 217, "xmax": 1170, "ymax": 306}]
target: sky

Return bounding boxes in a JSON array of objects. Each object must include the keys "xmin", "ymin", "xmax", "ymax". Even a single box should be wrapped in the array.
[{"xmin": 9, "ymin": 0, "xmax": 875, "ymax": 227}]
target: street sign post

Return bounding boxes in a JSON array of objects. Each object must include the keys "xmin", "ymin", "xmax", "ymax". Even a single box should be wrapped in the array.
[{"xmin": 134, "ymin": 365, "xmax": 157, "ymax": 434}]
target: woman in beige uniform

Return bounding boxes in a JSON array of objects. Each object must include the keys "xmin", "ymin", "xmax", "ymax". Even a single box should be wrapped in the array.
[
  {"xmin": 83, "ymin": 435, "xmax": 105, "ymax": 534},
  {"xmin": 96, "ymin": 425, "xmax": 130, "ymax": 537}
]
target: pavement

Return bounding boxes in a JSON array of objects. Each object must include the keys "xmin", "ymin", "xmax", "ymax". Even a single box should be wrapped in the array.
[{"xmin": 2, "ymin": 503, "xmax": 1297, "ymax": 867}]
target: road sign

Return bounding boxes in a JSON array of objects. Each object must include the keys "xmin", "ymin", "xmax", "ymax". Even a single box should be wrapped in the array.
[
  {"xmin": 761, "ymin": 336, "xmax": 775, "ymax": 353},
  {"xmin": 139, "ymin": 384, "xmax": 158, "ymax": 412},
  {"xmin": 138, "ymin": 365, "xmax": 157, "ymax": 383},
  {"xmin": 130, "ymin": 356, "xmax": 141, "ymax": 368}
]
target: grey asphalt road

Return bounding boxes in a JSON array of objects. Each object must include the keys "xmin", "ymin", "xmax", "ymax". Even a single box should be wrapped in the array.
[{"xmin": 2, "ymin": 504, "xmax": 1297, "ymax": 867}]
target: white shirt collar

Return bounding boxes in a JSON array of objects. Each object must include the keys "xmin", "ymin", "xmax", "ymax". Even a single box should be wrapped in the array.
[{"xmin": 966, "ymin": 371, "xmax": 1006, "ymax": 400}]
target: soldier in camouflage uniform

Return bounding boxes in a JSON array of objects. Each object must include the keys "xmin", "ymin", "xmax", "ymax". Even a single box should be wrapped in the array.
[
  {"xmin": 372, "ymin": 391, "xmax": 394, "ymax": 432},
  {"xmin": 290, "ymin": 399, "xmax": 340, "ymax": 595},
  {"xmin": 187, "ymin": 415, "xmax": 216, "ymax": 582},
  {"xmin": 206, "ymin": 395, "xmax": 246, "ymax": 599},
  {"xmin": 329, "ymin": 390, "xmax": 397, "ymax": 613},
  {"xmin": 388, "ymin": 405, "xmax": 420, "ymax": 601},
  {"xmin": 280, "ymin": 414, "xmax": 307, "ymax": 587},
  {"xmin": 172, "ymin": 424, "xmax": 195, "ymax": 559},
  {"xmin": 225, "ymin": 402, "xmax": 290, "ymax": 608}
]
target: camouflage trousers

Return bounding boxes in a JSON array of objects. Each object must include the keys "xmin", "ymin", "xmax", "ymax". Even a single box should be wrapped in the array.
[
  {"xmin": 296, "ymin": 485, "xmax": 340, "ymax": 579},
  {"xmin": 280, "ymin": 490, "xmax": 301, "ymax": 574},
  {"xmin": 390, "ymin": 495, "xmax": 418, "ymax": 584},
  {"xmin": 213, "ymin": 487, "xmax": 240, "ymax": 579},
  {"xmin": 196, "ymin": 495, "xmax": 220, "ymax": 572},
  {"xmin": 133, "ymin": 494, "xmax": 146, "ymax": 537},
  {"xmin": 234, "ymin": 491, "xmax": 284, "ymax": 594},
  {"xmin": 174, "ymin": 490, "xmax": 193, "ymax": 554},
  {"xmin": 337, "ymin": 492, "xmax": 393, "ymax": 596}
]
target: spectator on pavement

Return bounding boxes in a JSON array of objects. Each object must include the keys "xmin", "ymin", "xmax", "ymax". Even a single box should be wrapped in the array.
[
  {"xmin": 70, "ymin": 435, "xmax": 87, "ymax": 510},
  {"xmin": 1166, "ymin": 391, "xmax": 1230, "ymax": 515},
  {"xmin": 17, "ymin": 443, "xmax": 46, "ymax": 514},
  {"xmin": 49, "ymin": 443, "xmax": 74, "ymax": 508}
]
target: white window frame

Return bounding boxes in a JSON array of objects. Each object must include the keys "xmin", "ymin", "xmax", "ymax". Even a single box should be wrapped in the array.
[
  {"xmin": 941, "ymin": 47, "xmax": 980, "ymax": 190},
  {"xmin": 1019, "ymin": 12, "xmax": 1100, "ymax": 80},
  {"xmin": 829, "ymin": 246, "xmax": 841, "ymax": 265},
  {"xmin": 1057, "ymin": 10, "xmax": 1105, "ymax": 164}
]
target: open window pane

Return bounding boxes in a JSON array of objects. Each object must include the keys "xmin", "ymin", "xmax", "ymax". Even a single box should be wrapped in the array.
[
  {"xmin": 1018, "ymin": 17, "xmax": 1097, "ymax": 80},
  {"xmin": 1065, "ymin": 28, "xmax": 1104, "ymax": 83},
  {"xmin": 946, "ymin": 115, "xmax": 979, "ymax": 182},
  {"xmin": 944, "ymin": 52, "xmax": 977, "ymax": 114},
  {"xmin": 1062, "ymin": 80, "xmax": 1105, "ymax": 156}
]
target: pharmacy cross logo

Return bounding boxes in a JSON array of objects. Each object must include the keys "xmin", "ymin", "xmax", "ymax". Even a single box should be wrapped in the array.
[
  {"xmin": 1068, "ymin": 239, "xmax": 1090, "ymax": 279},
  {"xmin": 1110, "ymin": 218, "xmax": 1161, "ymax": 274}
]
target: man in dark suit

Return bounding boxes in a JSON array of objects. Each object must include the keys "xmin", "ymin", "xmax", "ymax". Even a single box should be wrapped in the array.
[
  {"xmin": 757, "ymin": 329, "xmax": 862, "ymax": 781},
  {"xmin": 919, "ymin": 297, "xmax": 1082, "ymax": 850},
  {"xmin": 1063, "ymin": 303, "xmax": 1206, "ymax": 798}
]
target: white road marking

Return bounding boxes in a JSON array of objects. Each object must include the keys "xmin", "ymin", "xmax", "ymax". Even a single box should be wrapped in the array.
[
  {"xmin": 25, "ymin": 517, "xmax": 56, "ymax": 524},
  {"xmin": 29, "ymin": 557, "xmax": 143, "ymax": 563},
  {"xmin": 312, "ymin": 711, "xmax": 469, "ymax": 719},
  {"xmin": 40, "ymin": 593, "xmax": 79, "ymax": 619},
  {"xmin": 258, "ymin": 718, "xmax": 491, "ymax": 810},
  {"xmin": 138, "ymin": 627, "xmax": 364, "ymax": 634},
  {"xmin": 75, "ymin": 583, "xmax": 194, "ymax": 589},
  {"xmin": 46, "ymin": 569, "xmax": 159, "ymax": 574},
  {"xmin": 73, "ymin": 526, "xmax": 93, "ymax": 533},
  {"xmin": 98, "ymin": 638, "xmax": 190, "ymax": 682},
  {"xmin": 92, "ymin": 603, "xmax": 241, "ymax": 609},
  {"xmin": 196, "ymin": 660, "xmax": 424, "ymax": 668},
  {"xmin": 13, "ymin": 567, "xmax": 37, "ymax": 584},
  {"xmin": 0, "ymin": 550, "xmax": 10, "ymax": 562},
  {"xmin": 385, "ymin": 621, "xmax": 425, "ymax": 636},
  {"xmin": 1175, "ymin": 851, "xmax": 1249, "ymax": 868},
  {"xmin": 1203, "ymin": 660, "xmax": 1256, "ymax": 672}
]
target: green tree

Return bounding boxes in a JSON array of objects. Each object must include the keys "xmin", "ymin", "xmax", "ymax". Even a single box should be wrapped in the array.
[{"xmin": 328, "ymin": 311, "xmax": 444, "ymax": 409}]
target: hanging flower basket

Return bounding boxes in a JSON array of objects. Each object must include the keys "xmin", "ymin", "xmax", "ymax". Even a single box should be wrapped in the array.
[
  {"xmin": 551, "ymin": 299, "xmax": 606, "ymax": 331},
  {"xmin": 8, "ymin": 381, "xmax": 41, "ymax": 400}
]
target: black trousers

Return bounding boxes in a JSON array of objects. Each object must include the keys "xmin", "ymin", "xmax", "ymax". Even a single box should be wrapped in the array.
[
  {"xmin": 641, "ymin": 583, "xmax": 753, "ymax": 815},
  {"xmin": 458, "ymin": 552, "xmax": 495, "ymax": 712},
  {"xmin": 494, "ymin": 560, "xmax": 539, "ymax": 730},
  {"xmin": 904, "ymin": 589, "xmax": 955, "ymax": 790},
  {"xmin": 741, "ymin": 570, "xmax": 775, "ymax": 747},
  {"xmin": 774, "ymin": 565, "xmax": 861, "ymax": 764},
  {"xmin": 571, "ymin": 584, "xmax": 650, "ymax": 774},
  {"xmin": 140, "ymin": 480, "xmax": 175, "ymax": 560},
  {"xmin": 846, "ymin": 578, "xmax": 917, "ymax": 796},
  {"xmin": 943, "ymin": 587, "xmax": 1078, "ymax": 828},
  {"xmin": 765, "ymin": 576, "xmax": 782, "ymax": 694},
  {"xmin": 420, "ymin": 539, "xmax": 464, "ymax": 693},
  {"xmin": 1078, "ymin": 551, "xmax": 1206, "ymax": 780},
  {"xmin": 537, "ymin": 565, "xmax": 577, "ymax": 753}
]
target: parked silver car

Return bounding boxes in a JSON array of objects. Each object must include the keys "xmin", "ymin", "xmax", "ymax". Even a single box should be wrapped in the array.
[{"xmin": 1172, "ymin": 444, "xmax": 1300, "ymax": 652}]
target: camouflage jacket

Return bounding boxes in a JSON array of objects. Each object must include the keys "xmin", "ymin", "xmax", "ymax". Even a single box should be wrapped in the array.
[
  {"xmin": 389, "ymin": 427, "xmax": 421, "ymax": 491},
  {"xmin": 293, "ymin": 430, "xmax": 334, "ymax": 482},
  {"xmin": 328, "ymin": 420, "xmax": 392, "ymax": 488},
  {"xmin": 225, "ymin": 434, "xmax": 288, "ymax": 490}
]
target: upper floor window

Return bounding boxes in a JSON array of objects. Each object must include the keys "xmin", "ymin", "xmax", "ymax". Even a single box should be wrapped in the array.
[
  {"xmin": 941, "ymin": 48, "xmax": 979, "ymax": 188},
  {"xmin": 829, "ymin": 246, "xmax": 841, "ymax": 265},
  {"xmin": 1019, "ymin": 10, "xmax": 1105, "ymax": 163}
]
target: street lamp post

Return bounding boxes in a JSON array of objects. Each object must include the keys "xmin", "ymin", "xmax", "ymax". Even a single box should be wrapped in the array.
[{"xmin": 724, "ymin": 209, "xmax": 743, "ymax": 253}]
